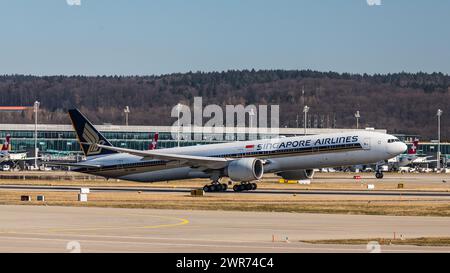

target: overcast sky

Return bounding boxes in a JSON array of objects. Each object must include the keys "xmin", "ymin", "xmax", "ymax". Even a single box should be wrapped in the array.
[{"xmin": 1, "ymin": 0, "xmax": 449, "ymax": 75}]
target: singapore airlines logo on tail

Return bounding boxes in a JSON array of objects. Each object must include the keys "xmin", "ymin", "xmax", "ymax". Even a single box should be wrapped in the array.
[{"xmin": 82, "ymin": 124, "xmax": 105, "ymax": 155}]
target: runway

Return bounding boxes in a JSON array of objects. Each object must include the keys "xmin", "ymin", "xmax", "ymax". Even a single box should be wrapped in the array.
[
  {"xmin": 1, "ymin": 184, "xmax": 450, "ymax": 198},
  {"xmin": 1, "ymin": 205, "xmax": 450, "ymax": 253}
]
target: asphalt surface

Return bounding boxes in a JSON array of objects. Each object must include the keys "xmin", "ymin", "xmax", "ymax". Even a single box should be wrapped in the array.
[
  {"xmin": 1, "ymin": 205, "xmax": 450, "ymax": 253},
  {"xmin": 1, "ymin": 184, "xmax": 450, "ymax": 197}
]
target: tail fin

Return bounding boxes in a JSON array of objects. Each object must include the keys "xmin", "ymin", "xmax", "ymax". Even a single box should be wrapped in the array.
[
  {"xmin": 68, "ymin": 109, "xmax": 118, "ymax": 157},
  {"xmin": 408, "ymin": 138, "xmax": 419, "ymax": 155},
  {"xmin": 1, "ymin": 134, "xmax": 11, "ymax": 151},
  {"xmin": 148, "ymin": 132, "xmax": 159, "ymax": 150}
]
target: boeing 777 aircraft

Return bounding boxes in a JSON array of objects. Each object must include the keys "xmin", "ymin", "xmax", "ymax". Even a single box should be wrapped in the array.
[{"xmin": 59, "ymin": 109, "xmax": 407, "ymax": 192}]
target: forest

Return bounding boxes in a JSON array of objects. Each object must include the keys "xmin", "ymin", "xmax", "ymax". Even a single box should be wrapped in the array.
[{"xmin": 0, "ymin": 70, "xmax": 449, "ymax": 140}]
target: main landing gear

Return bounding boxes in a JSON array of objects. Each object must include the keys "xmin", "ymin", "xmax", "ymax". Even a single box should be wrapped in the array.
[
  {"xmin": 375, "ymin": 171, "xmax": 384, "ymax": 179},
  {"xmin": 233, "ymin": 182, "xmax": 258, "ymax": 192},
  {"xmin": 203, "ymin": 182, "xmax": 228, "ymax": 192},
  {"xmin": 202, "ymin": 179, "xmax": 258, "ymax": 193}
]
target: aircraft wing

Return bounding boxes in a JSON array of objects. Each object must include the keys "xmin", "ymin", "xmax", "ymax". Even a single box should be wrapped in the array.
[
  {"xmin": 413, "ymin": 156, "xmax": 438, "ymax": 163},
  {"xmin": 96, "ymin": 144, "xmax": 229, "ymax": 169},
  {"xmin": 11, "ymin": 157, "xmax": 42, "ymax": 161}
]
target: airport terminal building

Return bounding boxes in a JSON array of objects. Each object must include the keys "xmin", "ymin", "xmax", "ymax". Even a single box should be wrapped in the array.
[{"xmin": 0, "ymin": 124, "xmax": 449, "ymax": 161}]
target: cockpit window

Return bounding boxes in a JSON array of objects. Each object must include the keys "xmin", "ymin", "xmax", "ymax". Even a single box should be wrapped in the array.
[{"xmin": 387, "ymin": 139, "xmax": 400, "ymax": 143}]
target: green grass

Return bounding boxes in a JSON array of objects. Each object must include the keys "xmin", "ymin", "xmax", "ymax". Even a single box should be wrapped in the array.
[
  {"xmin": 2, "ymin": 190, "xmax": 450, "ymax": 217},
  {"xmin": 302, "ymin": 237, "xmax": 450, "ymax": 246}
]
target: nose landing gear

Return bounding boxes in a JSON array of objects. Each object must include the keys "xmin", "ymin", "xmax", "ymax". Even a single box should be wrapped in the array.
[
  {"xmin": 375, "ymin": 171, "xmax": 384, "ymax": 179},
  {"xmin": 375, "ymin": 162, "xmax": 384, "ymax": 179}
]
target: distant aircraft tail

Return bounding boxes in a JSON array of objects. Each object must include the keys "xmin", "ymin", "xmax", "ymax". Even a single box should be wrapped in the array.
[
  {"xmin": 1, "ymin": 134, "xmax": 11, "ymax": 151},
  {"xmin": 68, "ymin": 109, "xmax": 118, "ymax": 157},
  {"xmin": 148, "ymin": 132, "xmax": 159, "ymax": 150},
  {"xmin": 407, "ymin": 138, "xmax": 419, "ymax": 155}
]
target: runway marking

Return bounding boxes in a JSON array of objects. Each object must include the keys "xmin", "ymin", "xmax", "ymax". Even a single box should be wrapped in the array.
[
  {"xmin": 0, "ymin": 230, "xmax": 269, "ymax": 244},
  {"xmin": 46, "ymin": 214, "xmax": 190, "ymax": 232},
  {"xmin": 3, "ymin": 206, "xmax": 450, "ymax": 252},
  {"xmin": 3, "ymin": 230, "xmax": 450, "ymax": 252},
  {"xmin": 0, "ymin": 235, "xmax": 449, "ymax": 253}
]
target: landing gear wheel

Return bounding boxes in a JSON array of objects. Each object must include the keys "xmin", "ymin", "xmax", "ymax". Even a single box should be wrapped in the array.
[
  {"xmin": 232, "ymin": 183, "xmax": 258, "ymax": 192},
  {"xmin": 221, "ymin": 183, "xmax": 228, "ymax": 191},
  {"xmin": 203, "ymin": 180, "xmax": 226, "ymax": 192},
  {"xmin": 375, "ymin": 172, "xmax": 384, "ymax": 179}
]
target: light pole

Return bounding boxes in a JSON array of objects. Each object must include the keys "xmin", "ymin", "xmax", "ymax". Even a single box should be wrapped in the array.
[
  {"xmin": 303, "ymin": 105, "xmax": 309, "ymax": 136},
  {"xmin": 33, "ymin": 101, "xmax": 40, "ymax": 169},
  {"xmin": 437, "ymin": 109, "xmax": 443, "ymax": 172},
  {"xmin": 301, "ymin": 86, "xmax": 305, "ymax": 107},
  {"xmin": 124, "ymin": 106, "xmax": 130, "ymax": 126},
  {"xmin": 249, "ymin": 108, "xmax": 256, "ymax": 140},
  {"xmin": 354, "ymin": 111, "xmax": 360, "ymax": 129}
]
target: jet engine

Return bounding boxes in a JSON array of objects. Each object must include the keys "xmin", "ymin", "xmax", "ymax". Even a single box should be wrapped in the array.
[
  {"xmin": 276, "ymin": 169, "xmax": 315, "ymax": 180},
  {"xmin": 227, "ymin": 158, "xmax": 264, "ymax": 182}
]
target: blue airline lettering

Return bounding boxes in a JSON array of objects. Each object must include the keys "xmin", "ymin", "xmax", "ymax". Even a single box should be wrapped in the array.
[{"xmin": 256, "ymin": 136, "xmax": 359, "ymax": 151}]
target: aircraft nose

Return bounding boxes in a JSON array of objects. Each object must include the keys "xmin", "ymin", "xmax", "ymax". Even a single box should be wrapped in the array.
[
  {"xmin": 400, "ymin": 142, "xmax": 407, "ymax": 153},
  {"xmin": 387, "ymin": 142, "xmax": 407, "ymax": 155}
]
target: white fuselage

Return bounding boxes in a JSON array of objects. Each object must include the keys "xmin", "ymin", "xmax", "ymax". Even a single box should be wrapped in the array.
[{"xmin": 74, "ymin": 131, "xmax": 406, "ymax": 182}]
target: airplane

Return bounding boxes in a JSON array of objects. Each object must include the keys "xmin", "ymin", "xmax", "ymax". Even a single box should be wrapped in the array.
[
  {"xmin": 0, "ymin": 134, "xmax": 35, "ymax": 166},
  {"xmin": 55, "ymin": 109, "xmax": 407, "ymax": 192},
  {"xmin": 387, "ymin": 139, "xmax": 436, "ymax": 169},
  {"xmin": 0, "ymin": 134, "xmax": 12, "ymax": 163}
]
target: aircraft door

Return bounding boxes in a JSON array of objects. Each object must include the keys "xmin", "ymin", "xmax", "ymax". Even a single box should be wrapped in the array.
[{"xmin": 362, "ymin": 138, "xmax": 371, "ymax": 150}]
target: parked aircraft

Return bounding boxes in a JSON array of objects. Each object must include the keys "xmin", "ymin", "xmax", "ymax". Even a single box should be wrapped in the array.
[
  {"xmin": 0, "ymin": 134, "xmax": 30, "ymax": 165},
  {"xmin": 387, "ymin": 139, "xmax": 436, "ymax": 169}
]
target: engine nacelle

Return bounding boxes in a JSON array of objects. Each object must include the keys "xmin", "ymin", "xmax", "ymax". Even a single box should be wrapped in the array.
[
  {"xmin": 276, "ymin": 169, "xmax": 315, "ymax": 180},
  {"xmin": 227, "ymin": 158, "xmax": 264, "ymax": 182}
]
